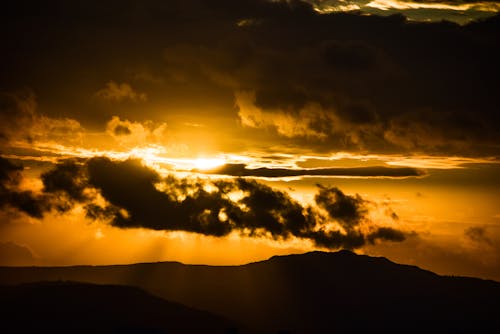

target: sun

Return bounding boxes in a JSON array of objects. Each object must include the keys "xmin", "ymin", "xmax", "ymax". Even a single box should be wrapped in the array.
[
  {"xmin": 194, "ymin": 157, "xmax": 226, "ymax": 170},
  {"xmin": 121, "ymin": 146, "xmax": 227, "ymax": 171}
]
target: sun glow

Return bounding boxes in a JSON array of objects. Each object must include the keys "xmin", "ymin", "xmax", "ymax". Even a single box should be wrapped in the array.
[{"xmin": 194, "ymin": 157, "xmax": 226, "ymax": 170}]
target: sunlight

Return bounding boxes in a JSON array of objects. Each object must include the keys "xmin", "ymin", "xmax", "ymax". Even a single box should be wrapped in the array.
[{"xmin": 194, "ymin": 157, "xmax": 226, "ymax": 170}]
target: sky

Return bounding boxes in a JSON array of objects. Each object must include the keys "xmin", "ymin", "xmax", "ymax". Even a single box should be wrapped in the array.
[{"xmin": 1, "ymin": 0, "xmax": 499, "ymax": 281}]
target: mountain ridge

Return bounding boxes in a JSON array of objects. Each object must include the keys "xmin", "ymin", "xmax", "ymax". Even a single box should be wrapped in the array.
[
  {"xmin": 0, "ymin": 249, "xmax": 489, "ymax": 281},
  {"xmin": 1, "ymin": 250, "xmax": 499, "ymax": 333}
]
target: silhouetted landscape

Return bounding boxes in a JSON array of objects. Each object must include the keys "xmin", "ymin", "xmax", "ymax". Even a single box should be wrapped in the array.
[
  {"xmin": 0, "ymin": 281, "xmax": 242, "ymax": 334},
  {"xmin": 1, "ymin": 250, "xmax": 499, "ymax": 333},
  {"xmin": 2, "ymin": 1, "xmax": 500, "ymax": 333}
]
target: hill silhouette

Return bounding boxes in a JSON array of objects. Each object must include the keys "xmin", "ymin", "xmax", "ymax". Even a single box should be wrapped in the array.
[
  {"xmin": 0, "ymin": 281, "xmax": 243, "ymax": 334},
  {"xmin": 1, "ymin": 250, "xmax": 499, "ymax": 333}
]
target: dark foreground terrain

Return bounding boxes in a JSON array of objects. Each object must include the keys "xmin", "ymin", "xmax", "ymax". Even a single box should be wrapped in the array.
[
  {"xmin": 1, "ymin": 250, "xmax": 499, "ymax": 333},
  {"xmin": 0, "ymin": 281, "xmax": 241, "ymax": 334}
]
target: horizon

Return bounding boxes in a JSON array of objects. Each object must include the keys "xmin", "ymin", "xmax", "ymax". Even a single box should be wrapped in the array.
[{"xmin": 0, "ymin": 249, "xmax": 364, "ymax": 267}]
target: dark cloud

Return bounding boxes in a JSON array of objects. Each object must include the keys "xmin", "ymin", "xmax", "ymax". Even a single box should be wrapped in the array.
[
  {"xmin": 0, "ymin": 91, "xmax": 84, "ymax": 149},
  {"xmin": 84, "ymin": 158, "xmax": 317, "ymax": 239},
  {"xmin": 113, "ymin": 125, "xmax": 132, "ymax": 136},
  {"xmin": 0, "ymin": 156, "xmax": 22, "ymax": 185},
  {"xmin": 19, "ymin": 157, "xmax": 408, "ymax": 249},
  {"xmin": 86, "ymin": 157, "xmax": 235, "ymax": 236},
  {"xmin": 315, "ymin": 184, "xmax": 367, "ymax": 230},
  {"xmin": 228, "ymin": 11, "xmax": 500, "ymax": 155},
  {"xmin": 465, "ymin": 226, "xmax": 493, "ymax": 246},
  {"xmin": 390, "ymin": 211, "xmax": 399, "ymax": 221},
  {"xmin": 1, "ymin": 1, "xmax": 499, "ymax": 155},
  {"xmin": 41, "ymin": 160, "xmax": 89, "ymax": 202},
  {"xmin": 367, "ymin": 227, "xmax": 406, "ymax": 244},
  {"xmin": 200, "ymin": 163, "xmax": 425, "ymax": 178},
  {"xmin": 3, "ymin": 191, "xmax": 48, "ymax": 219},
  {"xmin": 0, "ymin": 156, "xmax": 47, "ymax": 218},
  {"xmin": 0, "ymin": 91, "xmax": 36, "ymax": 144},
  {"xmin": 322, "ymin": 40, "xmax": 379, "ymax": 71},
  {"xmin": 304, "ymin": 229, "xmax": 367, "ymax": 249}
]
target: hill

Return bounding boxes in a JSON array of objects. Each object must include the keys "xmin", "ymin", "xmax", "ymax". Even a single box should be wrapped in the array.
[
  {"xmin": 1, "ymin": 250, "xmax": 499, "ymax": 333},
  {"xmin": 0, "ymin": 281, "xmax": 242, "ymax": 333}
]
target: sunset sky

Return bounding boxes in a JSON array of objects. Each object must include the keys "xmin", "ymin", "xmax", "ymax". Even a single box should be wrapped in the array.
[{"xmin": 1, "ymin": 0, "xmax": 499, "ymax": 281}]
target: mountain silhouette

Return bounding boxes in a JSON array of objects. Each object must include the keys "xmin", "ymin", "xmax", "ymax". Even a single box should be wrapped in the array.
[
  {"xmin": 0, "ymin": 281, "xmax": 243, "ymax": 334},
  {"xmin": 1, "ymin": 250, "xmax": 499, "ymax": 333}
]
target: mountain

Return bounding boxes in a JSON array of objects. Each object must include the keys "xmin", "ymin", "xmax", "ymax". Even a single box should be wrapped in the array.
[
  {"xmin": 1, "ymin": 250, "xmax": 499, "ymax": 333},
  {"xmin": 0, "ymin": 281, "xmax": 242, "ymax": 334}
]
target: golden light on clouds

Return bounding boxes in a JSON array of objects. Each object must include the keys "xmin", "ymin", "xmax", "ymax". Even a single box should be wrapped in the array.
[
  {"xmin": 309, "ymin": 0, "xmax": 500, "ymax": 23},
  {"xmin": 366, "ymin": 0, "xmax": 500, "ymax": 12}
]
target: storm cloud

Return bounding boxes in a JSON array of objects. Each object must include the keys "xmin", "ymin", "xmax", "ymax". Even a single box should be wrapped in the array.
[
  {"xmin": 1, "ymin": 0, "xmax": 499, "ymax": 157},
  {"xmin": 6, "ymin": 156, "xmax": 408, "ymax": 250}
]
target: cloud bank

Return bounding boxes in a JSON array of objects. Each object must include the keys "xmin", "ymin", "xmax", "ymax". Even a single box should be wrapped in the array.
[
  {"xmin": 0, "ymin": 156, "xmax": 408, "ymax": 250},
  {"xmin": 1, "ymin": 1, "xmax": 499, "ymax": 157}
]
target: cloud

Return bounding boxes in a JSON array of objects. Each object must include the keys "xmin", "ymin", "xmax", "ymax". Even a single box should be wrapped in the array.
[
  {"xmin": 308, "ymin": 0, "xmax": 500, "ymax": 23},
  {"xmin": 0, "ymin": 156, "xmax": 22, "ymax": 185},
  {"xmin": 0, "ymin": 155, "xmax": 414, "ymax": 254},
  {"xmin": 315, "ymin": 184, "xmax": 367, "ymax": 229},
  {"xmin": 0, "ymin": 91, "xmax": 36, "ymax": 143},
  {"xmin": 106, "ymin": 116, "xmax": 168, "ymax": 148},
  {"xmin": 10, "ymin": 157, "xmax": 409, "ymax": 250},
  {"xmin": 225, "ymin": 15, "xmax": 500, "ymax": 154},
  {"xmin": 142, "ymin": 2, "xmax": 499, "ymax": 156},
  {"xmin": 2, "ymin": 1, "xmax": 499, "ymax": 157},
  {"xmin": 365, "ymin": 0, "xmax": 500, "ymax": 10},
  {"xmin": 236, "ymin": 91, "xmax": 335, "ymax": 139},
  {"xmin": 465, "ymin": 226, "xmax": 493, "ymax": 246},
  {"xmin": 41, "ymin": 159, "xmax": 89, "ymax": 203},
  {"xmin": 0, "ymin": 91, "xmax": 84, "ymax": 148},
  {"xmin": 95, "ymin": 81, "xmax": 147, "ymax": 102},
  {"xmin": 200, "ymin": 163, "xmax": 425, "ymax": 178},
  {"xmin": 366, "ymin": 226, "xmax": 406, "ymax": 243},
  {"xmin": 0, "ymin": 156, "xmax": 48, "ymax": 218}
]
